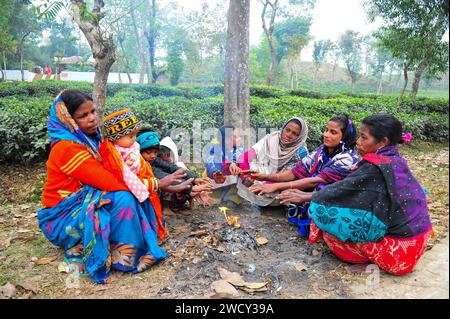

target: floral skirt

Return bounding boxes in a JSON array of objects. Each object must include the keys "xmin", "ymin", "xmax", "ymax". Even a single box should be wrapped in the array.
[
  {"xmin": 309, "ymin": 220, "xmax": 433, "ymax": 275},
  {"xmin": 38, "ymin": 186, "xmax": 166, "ymax": 283}
]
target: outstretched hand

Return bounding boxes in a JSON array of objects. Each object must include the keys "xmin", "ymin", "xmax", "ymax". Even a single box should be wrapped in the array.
[
  {"xmin": 249, "ymin": 183, "xmax": 278, "ymax": 196},
  {"xmin": 277, "ymin": 189, "xmax": 310, "ymax": 205}
]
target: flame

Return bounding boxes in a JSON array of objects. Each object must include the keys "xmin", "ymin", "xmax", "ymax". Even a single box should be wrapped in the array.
[{"xmin": 219, "ymin": 206, "xmax": 240, "ymax": 228}]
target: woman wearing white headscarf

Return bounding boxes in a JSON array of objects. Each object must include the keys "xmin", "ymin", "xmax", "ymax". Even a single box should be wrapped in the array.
[{"xmin": 232, "ymin": 117, "xmax": 309, "ymax": 206}]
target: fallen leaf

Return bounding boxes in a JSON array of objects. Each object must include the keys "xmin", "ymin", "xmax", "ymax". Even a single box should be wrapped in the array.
[
  {"xmin": 256, "ymin": 236, "xmax": 268, "ymax": 245},
  {"xmin": 218, "ymin": 267, "xmax": 246, "ymax": 286},
  {"xmin": 35, "ymin": 255, "xmax": 58, "ymax": 265},
  {"xmin": 16, "ymin": 229, "xmax": 32, "ymax": 233},
  {"xmin": 210, "ymin": 280, "xmax": 240, "ymax": 298},
  {"xmin": 295, "ymin": 263, "xmax": 307, "ymax": 272},
  {"xmin": 58, "ymin": 262, "xmax": 70, "ymax": 273},
  {"xmin": 243, "ymin": 282, "xmax": 268, "ymax": 289},
  {"xmin": 16, "ymin": 280, "xmax": 39, "ymax": 294},
  {"xmin": 189, "ymin": 230, "xmax": 208, "ymax": 237},
  {"xmin": 312, "ymin": 249, "xmax": 320, "ymax": 257},
  {"xmin": 0, "ymin": 283, "xmax": 17, "ymax": 299},
  {"xmin": 241, "ymin": 286, "xmax": 268, "ymax": 294}
]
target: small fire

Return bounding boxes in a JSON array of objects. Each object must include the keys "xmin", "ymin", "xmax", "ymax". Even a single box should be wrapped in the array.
[{"xmin": 219, "ymin": 206, "xmax": 240, "ymax": 228}]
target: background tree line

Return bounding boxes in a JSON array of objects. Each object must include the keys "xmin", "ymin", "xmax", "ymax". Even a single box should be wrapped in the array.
[{"xmin": 0, "ymin": 0, "xmax": 448, "ymax": 98}]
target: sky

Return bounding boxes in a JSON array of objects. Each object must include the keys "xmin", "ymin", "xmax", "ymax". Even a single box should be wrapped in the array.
[{"xmin": 176, "ymin": 0, "xmax": 382, "ymax": 61}]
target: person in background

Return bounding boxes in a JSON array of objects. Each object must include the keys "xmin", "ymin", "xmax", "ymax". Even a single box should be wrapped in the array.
[{"xmin": 204, "ymin": 125, "xmax": 245, "ymax": 207}]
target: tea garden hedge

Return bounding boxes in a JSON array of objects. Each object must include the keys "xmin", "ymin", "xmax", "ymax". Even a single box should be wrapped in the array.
[{"xmin": 0, "ymin": 81, "xmax": 448, "ymax": 163}]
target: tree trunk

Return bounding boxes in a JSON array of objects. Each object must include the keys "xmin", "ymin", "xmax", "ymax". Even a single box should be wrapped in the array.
[
  {"xmin": 411, "ymin": 61, "xmax": 427, "ymax": 100},
  {"xmin": 20, "ymin": 44, "xmax": 24, "ymax": 82},
  {"xmin": 118, "ymin": 38, "xmax": 133, "ymax": 83},
  {"xmin": 70, "ymin": 0, "xmax": 116, "ymax": 120},
  {"xmin": 400, "ymin": 61, "xmax": 409, "ymax": 99},
  {"xmin": 351, "ymin": 79, "xmax": 355, "ymax": 95},
  {"xmin": 377, "ymin": 70, "xmax": 383, "ymax": 95},
  {"xmin": 332, "ymin": 61, "xmax": 337, "ymax": 82},
  {"xmin": 19, "ymin": 32, "xmax": 30, "ymax": 82},
  {"xmin": 130, "ymin": 0, "xmax": 146, "ymax": 83},
  {"xmin": 224, "ymin": 0, "xmax": 250, "ymax": 130},
  {"xmin": 261, "ymin": 0, "xmax": 278, "ymax": 86},
  {"xmin": 2, "ymin": 52, "xmax": 6, "ymax": 81}
]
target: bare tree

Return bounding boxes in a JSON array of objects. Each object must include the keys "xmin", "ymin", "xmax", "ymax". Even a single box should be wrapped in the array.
[
  {"xmin": 70, "ymin": 0, "xmax": 116, "ymax": 119},
  {"xmin": 224, "ymin": 0, "xmax": 250, "ymax": 130},
  {"xmin": 259, "ymin": 0, "xmax": 278, "ymax": 86}
]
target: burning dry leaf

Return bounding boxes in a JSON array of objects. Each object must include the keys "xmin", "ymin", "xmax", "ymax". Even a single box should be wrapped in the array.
[
  {"xmin": 210, "ymin": 280, "xmax": 240, "ymax": 298},
  {"xmin": 35, "ymin": 255, "xmax": 58, "ymax": 265},
  {"xmin": 256, "ymin": 236, "xmax": 269, "ymax": 245},
  {"xmin": 295, "ymin": 263, "xmax": 307, "ymax": 272},
  {"xmin": 0, "ymin": 283, "xmax": 17, "ymax": 299},
  {"xmin": 218, "ymin": 267, "xmax": 246, "ymax": 286}
]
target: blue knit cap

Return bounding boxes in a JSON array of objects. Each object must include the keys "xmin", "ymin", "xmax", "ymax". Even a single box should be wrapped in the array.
[{"xmin": 137, "ymin": 132, "xmax": 160, "ymax": 150}]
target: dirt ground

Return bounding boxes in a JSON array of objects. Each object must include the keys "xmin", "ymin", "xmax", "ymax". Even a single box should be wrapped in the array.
[{"xmin": 0, "ymin": 142, "xmax": 448, "ymax": 299}]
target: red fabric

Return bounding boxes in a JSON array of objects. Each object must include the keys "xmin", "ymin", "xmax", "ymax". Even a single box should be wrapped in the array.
[
  {"xmin": 238, "ymin": 148, "xmax": 257, "ymax": 181},
  {"xmin": 362, "ymin": 153, "xmax": 392, "ymax": 165},
  {"xmin": 319, "ymin": 229, "xmax": 433, "ymax": 275}
]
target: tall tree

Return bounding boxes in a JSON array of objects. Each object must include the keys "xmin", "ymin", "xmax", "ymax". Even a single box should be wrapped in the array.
[
  {"xmin": 368, "ymin": 38, "xmax": 394, "ymax": 94},
  {"xmin": 259, "ymin": 0, "xmax": 278, "ymax": 85},
  {"xmin": 258, "ymin": 0, "xmax": 315, "ymax": 85},
  {"xmin": 273, "ymin": 17, "xmax": 312, "ymax": 88},
  {"xmin": 130, "ymin": 0, "xmax": 147, "ymax": 83},
  {"xmin": 338, "ymin": 30, "xmax": 363, "ymax": 94},
  {"xmin": 224, "ymin": 0, "xmax": 250, "ymax": 130},
  {"xmin": 0, "ymin": 1, "xmax": 16, "ymax": 80},
  {"xmin": 312, "ymin": 39, "xmax": 334, "ymax": 88},
  {"xmin": 366, "ymin": 0, "xmax": 449, "ymax": 99}
]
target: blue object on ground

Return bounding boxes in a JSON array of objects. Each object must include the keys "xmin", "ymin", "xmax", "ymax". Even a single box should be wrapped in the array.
[{"xmin": 297, "ymin": 217, "xmax": 311, "ymax": 236}]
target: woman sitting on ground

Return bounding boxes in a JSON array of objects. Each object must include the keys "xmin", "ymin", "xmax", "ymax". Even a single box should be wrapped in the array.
[
  {"xmin": 234, "ymin": 117, "xmax": 309, "ymax": 207},
  {"xmin": 306, "ymin": 114, "xmax": 433, "ymax": 275},
  {"xmin": 249, "ymin": 115, "xmax": 359, "ymax": 209},
  {"xmin": 37, "ymin": 90, "xmax": 167, "ymax": 284}
]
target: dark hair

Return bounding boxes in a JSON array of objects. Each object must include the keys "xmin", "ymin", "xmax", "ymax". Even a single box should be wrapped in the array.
[
  {"xmin": 329, "ymin": 114, "xmax": 357, "ymax": 149},
  {"xmin": 60, "ymin": 90, "xmax": 93, "ymax": 116},
  {"xmin": 361, "ymin": 114, "xmax": 403, "ymax": 146},
  {"xmin": 218, "ymin": 125, "xmax": 235, "ymax": 144},
  {"xmin": 158, "ymin": 145, "xmax": 172, "ymax": 158}
]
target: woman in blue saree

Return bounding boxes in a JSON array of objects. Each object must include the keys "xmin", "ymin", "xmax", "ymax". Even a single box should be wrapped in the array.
[{"xmin": 38, "ymin": 90, "xmax": 166, "ymax": 284}]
